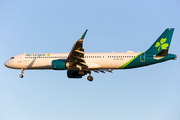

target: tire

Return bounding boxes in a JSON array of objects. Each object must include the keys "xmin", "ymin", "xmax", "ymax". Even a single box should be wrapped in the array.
[
  {"xmin": 19, "ymin": 74, "xmax": 23, "ymax": 78},
  {"xmin": 87, "ymin": 76, "xmax": 93, "ymax": 81}
]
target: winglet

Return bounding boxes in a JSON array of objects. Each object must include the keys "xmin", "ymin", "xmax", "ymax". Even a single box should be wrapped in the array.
[{"xmin": 80, "ymin": 29, "xmax": 88, "ymax": 39}]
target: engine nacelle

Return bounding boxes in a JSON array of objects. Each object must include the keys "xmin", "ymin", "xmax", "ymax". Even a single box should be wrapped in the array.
[
  {"xmin": 52, "ymin": 60, "xmax": 69, "ymax": 70},
  {"xmin": 67, "ymin": 70, "xmax": 82, "ymax": 78}
]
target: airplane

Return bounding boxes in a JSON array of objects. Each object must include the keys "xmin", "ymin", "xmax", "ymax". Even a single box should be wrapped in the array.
[{"xmin": 4, "ymin": 28, "xmax": 177, "ymax": 81}]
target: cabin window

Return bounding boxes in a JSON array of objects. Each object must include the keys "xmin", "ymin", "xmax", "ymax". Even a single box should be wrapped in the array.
[{"xmin": 10, "ymin": 57, "xmax": 14, "ymax": 59}]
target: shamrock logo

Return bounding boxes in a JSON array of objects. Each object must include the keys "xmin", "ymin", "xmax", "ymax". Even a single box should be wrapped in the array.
[
  {"xmin": 155, "ymin": 38, "xmax": 169, "ymax": 51},
  {"xmin": 47, "ymin": 54, "xmax": 50, "ymax": 56}
]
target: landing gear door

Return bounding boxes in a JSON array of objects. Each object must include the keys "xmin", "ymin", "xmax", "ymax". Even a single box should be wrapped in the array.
[{"xmin": 140, "ymin": 52, "xmax": 145, "ymax": 62}]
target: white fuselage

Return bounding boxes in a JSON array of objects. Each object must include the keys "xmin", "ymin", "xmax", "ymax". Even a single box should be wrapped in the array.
[{"xmin": 5, "ymin": 52, "xmax": 141, "ymax": 70}]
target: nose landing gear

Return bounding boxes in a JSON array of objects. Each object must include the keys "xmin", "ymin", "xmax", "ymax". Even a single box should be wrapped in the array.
[{"xmin": 19, "ymin": 69, "xmax": 24, "ymax": 78}]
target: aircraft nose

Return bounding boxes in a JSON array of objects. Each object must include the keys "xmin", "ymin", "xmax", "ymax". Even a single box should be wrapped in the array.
[
  {"xmin": 4, "ymin": 61, "xmax": 9, "ymax": 67},
  {"xmin": 4, "ymin": 61, "xmax": 11, "ymax": 68}
]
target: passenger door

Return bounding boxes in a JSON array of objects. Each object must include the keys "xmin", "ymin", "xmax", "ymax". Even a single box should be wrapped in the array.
[{"xmin": 17, "ymin": 56, "xmax": 22, "ymax": 64}]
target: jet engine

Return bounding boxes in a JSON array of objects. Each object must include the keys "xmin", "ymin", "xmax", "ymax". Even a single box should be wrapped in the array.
[{"xmin": 52, "ymin": 60, "xmax": 69, "ymax": 70}]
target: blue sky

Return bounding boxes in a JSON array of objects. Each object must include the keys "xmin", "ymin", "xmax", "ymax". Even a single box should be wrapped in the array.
[{"xmin": 0, "ymin": 0, "xmax": 180, "ymax": 120}]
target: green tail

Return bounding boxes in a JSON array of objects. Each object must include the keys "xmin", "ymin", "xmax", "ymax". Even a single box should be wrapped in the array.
[{"xmin": 145, "ymin": 28, "xmax": 174, "ymax": 55}]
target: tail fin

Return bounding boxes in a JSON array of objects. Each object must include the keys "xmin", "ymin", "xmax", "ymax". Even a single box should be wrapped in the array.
[{"xmin": 145, "ymin": 28, "xmax": 174, "ymax": 55}]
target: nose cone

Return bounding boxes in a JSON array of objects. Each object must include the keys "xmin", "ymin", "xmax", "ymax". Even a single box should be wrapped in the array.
[
  {"xmin": 4, "ymin": 61, "xmax": 9, "ymax": 67},
  {"xmin": 4, "ymin": 60, "xmax": 12, "ymax": 68}
]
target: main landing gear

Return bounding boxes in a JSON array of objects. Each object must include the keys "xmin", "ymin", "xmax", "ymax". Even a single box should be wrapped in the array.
[
  {"xmin": 78, "ymin": 71, "xmax": 85, "ymax": 76},
  {"xmin": 87, "ymin": 71, "xmax": 93, "ymax": 81},
  {"xmin": 19, "ymin": 69, "xmax": 24, "ymax": 78},
  {"xmin": 78, "ymin": 70, "xmax": 93, "ymax": 81}
]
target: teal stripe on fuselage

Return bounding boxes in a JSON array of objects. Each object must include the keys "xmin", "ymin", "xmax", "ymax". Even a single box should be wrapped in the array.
[{"xmin": 122, "ymin": 54, "xmax": 176, "ymax": 69}]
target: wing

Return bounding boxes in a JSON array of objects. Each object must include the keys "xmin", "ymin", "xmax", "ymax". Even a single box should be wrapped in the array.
[{"xmin": 67, "ymin": 29, "xmax": 88, "ymax": 71}]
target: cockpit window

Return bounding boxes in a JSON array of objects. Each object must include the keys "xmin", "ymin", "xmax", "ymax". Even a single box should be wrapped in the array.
[{"xmin": 10, "ymin": 57, "xmax": 14, "ymax": 59}]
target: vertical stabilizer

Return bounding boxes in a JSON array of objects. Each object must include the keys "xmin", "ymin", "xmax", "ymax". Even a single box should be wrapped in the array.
[{"xmin": 145, "ymin": 28, "xmax": 174, "ymax": 55}]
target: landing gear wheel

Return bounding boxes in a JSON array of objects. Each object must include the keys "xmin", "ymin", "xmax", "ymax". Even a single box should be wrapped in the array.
[
  {"xmin": 19, "ymin": 74, "xmax": 24, "ymax": 78},
  {"xmin": 19, "ymin": 69, "xmax": 24, "ymax": 78},
  {"xmin": 87, "ymin": 76, "xmax": 93, "ymax": 81},
  {"xmin": 78, "ymin": 71, "xmax": 85, "ymax": 76}
]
